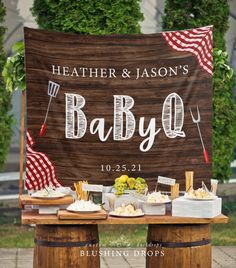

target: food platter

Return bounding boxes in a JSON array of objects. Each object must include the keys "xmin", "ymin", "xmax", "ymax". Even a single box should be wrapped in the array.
[
  {"xmin": 141, "ymin": 200, "xmax": 171, "ymax": 205},
  {"xmin": 66, "ymin": 200, "xmax": 101, "ymax": 213},
  {"xmin": 31, "ymin": 190, "xmax": 66, "ymax": 199},
  {"xmin": 184, "ymin": 196, "xmax": 217, "ymax": 201},
  {"xmin": 109, "ymin": 203, "xmax": 144, "ymax": 217},
  {"xmin": 109, "ymin": 212, "xmax": 144, "ymax": 218},
  {"xmin": 144, "ymin": 191, "xmax": 171, "ymax": 204},
  {"xmin": 67, "ymin": 208, "xmax": 101, "ymax": 213}
]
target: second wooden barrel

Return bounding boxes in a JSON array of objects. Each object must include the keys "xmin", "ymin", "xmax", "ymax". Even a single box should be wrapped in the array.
[
  {"xmin": 146, "ymin": 224, "xmax": 211, "ymax": 268},
  {"xmin": 34, "ymin": 224, "xmax": 100, "ymax": 268}
]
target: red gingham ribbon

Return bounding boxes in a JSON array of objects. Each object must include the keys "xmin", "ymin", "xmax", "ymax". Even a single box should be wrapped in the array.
[
  {"xmin": 25, "ymin": 130, "xmax": 61, "ymax": 190},
  {"xmin": 162, "ymin": 26, "xmax": 213, "ymax": 75}
]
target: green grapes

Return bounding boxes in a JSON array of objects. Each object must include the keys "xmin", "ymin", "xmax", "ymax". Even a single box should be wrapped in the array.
[
  {"xmin": 114, "ymin": 182, "xmax": 127, "ymax": 195},
  {"xmin": 136, "ymin": 177, "xmax": 146, "ymax": 184},
  {"xmin": 135, "ymin": 181, "xmax": 147, "ymax": 194},
  {"xmin": 113, "ymin": 175, "xmax": 147, "ymax": 195}
]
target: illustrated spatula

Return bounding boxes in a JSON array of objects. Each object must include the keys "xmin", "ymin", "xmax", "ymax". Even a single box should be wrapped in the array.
[{"xmin": 39, "ymin": 81, "xmax": 60, "ymax": 137}]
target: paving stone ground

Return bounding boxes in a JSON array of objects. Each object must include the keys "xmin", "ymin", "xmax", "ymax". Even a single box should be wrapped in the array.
[{"xmin": 0, "ymin": 247, "xmax": 235, "ymax": 268}]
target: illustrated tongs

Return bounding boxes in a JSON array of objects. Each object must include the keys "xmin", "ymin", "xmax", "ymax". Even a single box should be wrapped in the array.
[{"xmin": 189, "ymin": 106, "xmax": 210, "ymax": 164}]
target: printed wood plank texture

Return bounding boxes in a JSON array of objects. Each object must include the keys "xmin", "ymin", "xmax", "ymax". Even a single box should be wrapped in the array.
[{"xmin": 24, "ymin": 27, "xmax": 212, "ymax": 190}]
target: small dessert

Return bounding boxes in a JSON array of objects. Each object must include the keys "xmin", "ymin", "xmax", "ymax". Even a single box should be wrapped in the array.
[
  {"xmin": 67, "ymin": 200, "xmax": 101, "ymax": 212},
  {"xmin": 31, "ymin": 187, "xmax": 66, "ymax": 199},
  {"xmin": 110, "ymin": 203, "xmax": 143, "ymax": 217},
  {"xmin": 185, "ymin": 188, "xmax": 216, "ymax": 200},
  {"xmin": 147, "ymin": 191, "xmax": 170, "ymax": 203}
]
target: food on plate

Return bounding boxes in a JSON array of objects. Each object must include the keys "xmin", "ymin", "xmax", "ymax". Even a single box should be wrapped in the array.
[
  {"xmin": 74, "ymin": 180, "xmax": 88, "ymax": 200},
  {"xmin": 184, "ymin": 187, "xmax": 216, "ymax": 200},
  {"xmin": 110, "ymin": 203, "xmax": 143, "ymax": 217},
  {"xmin": 67, "ymin": 200, "xmax": 101, "ymax": 212},
  {"xmin": 147, "ymin": 191, "xmax": 170, "ymax": 203},
  {"xmin": 56, "ymin": 186, "xmax": 73, "ymax": 195},
  {"xmin": 114, "ymin": 175, "xmax": 148, "ymax": 195},
  {"xmin": 31, "ymin": 188, "xmax": 66, "ymax": 199}
]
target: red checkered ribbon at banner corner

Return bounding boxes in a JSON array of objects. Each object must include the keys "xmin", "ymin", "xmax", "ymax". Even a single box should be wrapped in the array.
[
  {"xmin": 25, "ymin": 130, "xmax": 62, "ymax": 190},
  {"xmin": 162, "ymin": 26, "xmax": 213, "ymax": 75}
]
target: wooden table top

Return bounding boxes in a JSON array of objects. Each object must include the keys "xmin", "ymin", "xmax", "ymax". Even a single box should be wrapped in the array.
[{"xmin": 21, "ymin": 210, "xmax": 228, "ymax": 225}]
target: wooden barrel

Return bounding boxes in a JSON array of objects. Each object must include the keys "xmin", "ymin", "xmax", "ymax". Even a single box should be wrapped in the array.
[
  {"xmin": 34, "ymin": 224, "xmax": 100, "ymax": 268},
  {"xmin": 146, "ymin": 224, "xmax": 211, "ymax": 268}
]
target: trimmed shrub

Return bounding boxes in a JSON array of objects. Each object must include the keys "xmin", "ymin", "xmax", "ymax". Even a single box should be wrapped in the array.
[
  {"xmin": 162, "ymin": 0, "xmax": 229, "ymax": 50},
  {"xmin": 31, "ymin": 0, "xmax": 143, "ymax": 34},
  {"xmin": 213, "ymin": 49, "xmax": 236, "ymax": 182},
  {"xmin": 5, "ymin": 1, "xmax": 143, "ymax": 88}
]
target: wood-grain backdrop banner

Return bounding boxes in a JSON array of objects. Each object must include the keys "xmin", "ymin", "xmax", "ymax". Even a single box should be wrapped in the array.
[{"xmin": 24, "ymin": 26, "xmax": 213, "ymax": 190}]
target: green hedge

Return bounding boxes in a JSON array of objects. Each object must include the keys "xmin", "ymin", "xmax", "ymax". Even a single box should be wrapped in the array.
[
  {"xmin": 162, "ymin": 0, "xmax": 236, "ymax": 182},
  {"xmin": 162, "ymin": 0, "xmax": 229, "ymax": 50},
  {"xmin": 213, "ymin": 49, "xmax": 236, "ymax": 181},
  {"xmin": 31, "ymin": 0, "xmax": 143, "ymax": 34},
  {"xmin": 3, "ymin": 42, "xmax": 26, "ymax": 92},
  {"xmin": 0, "ymin": 1, "xmax": 13, "ymax": 170}
]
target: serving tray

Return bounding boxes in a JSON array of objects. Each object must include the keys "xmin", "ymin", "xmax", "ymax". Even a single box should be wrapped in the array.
[
  {"xmin": 58, "ymin": 209, "xmax": 107, "ymax": 220},
  {"xmin": 19, "ymin": 194, "xmax": 74, "ymax": 206}
]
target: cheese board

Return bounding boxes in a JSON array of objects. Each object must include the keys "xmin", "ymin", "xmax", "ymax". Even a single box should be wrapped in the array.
[
  {"xmin": 19, "ymin": 194, "xmax": 74, "ymax": 206},
  {"xmin": 58, "ymin": 209, "xmax": 107, "ymax": 220}
]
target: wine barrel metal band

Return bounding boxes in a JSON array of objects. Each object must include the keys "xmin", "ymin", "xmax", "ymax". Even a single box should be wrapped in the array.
[
  {"xmin": 34, "ymin": 238, "xmax": 99, "ymax": 247},
  {"xmin": 148, "ymin": 239, "xmax": 211, "ymax": 248}
]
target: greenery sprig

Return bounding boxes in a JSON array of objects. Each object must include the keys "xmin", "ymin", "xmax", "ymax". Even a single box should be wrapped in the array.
[{"xmin": 2, "ymin": 41, "xmax": 26, "ymax": 92}]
